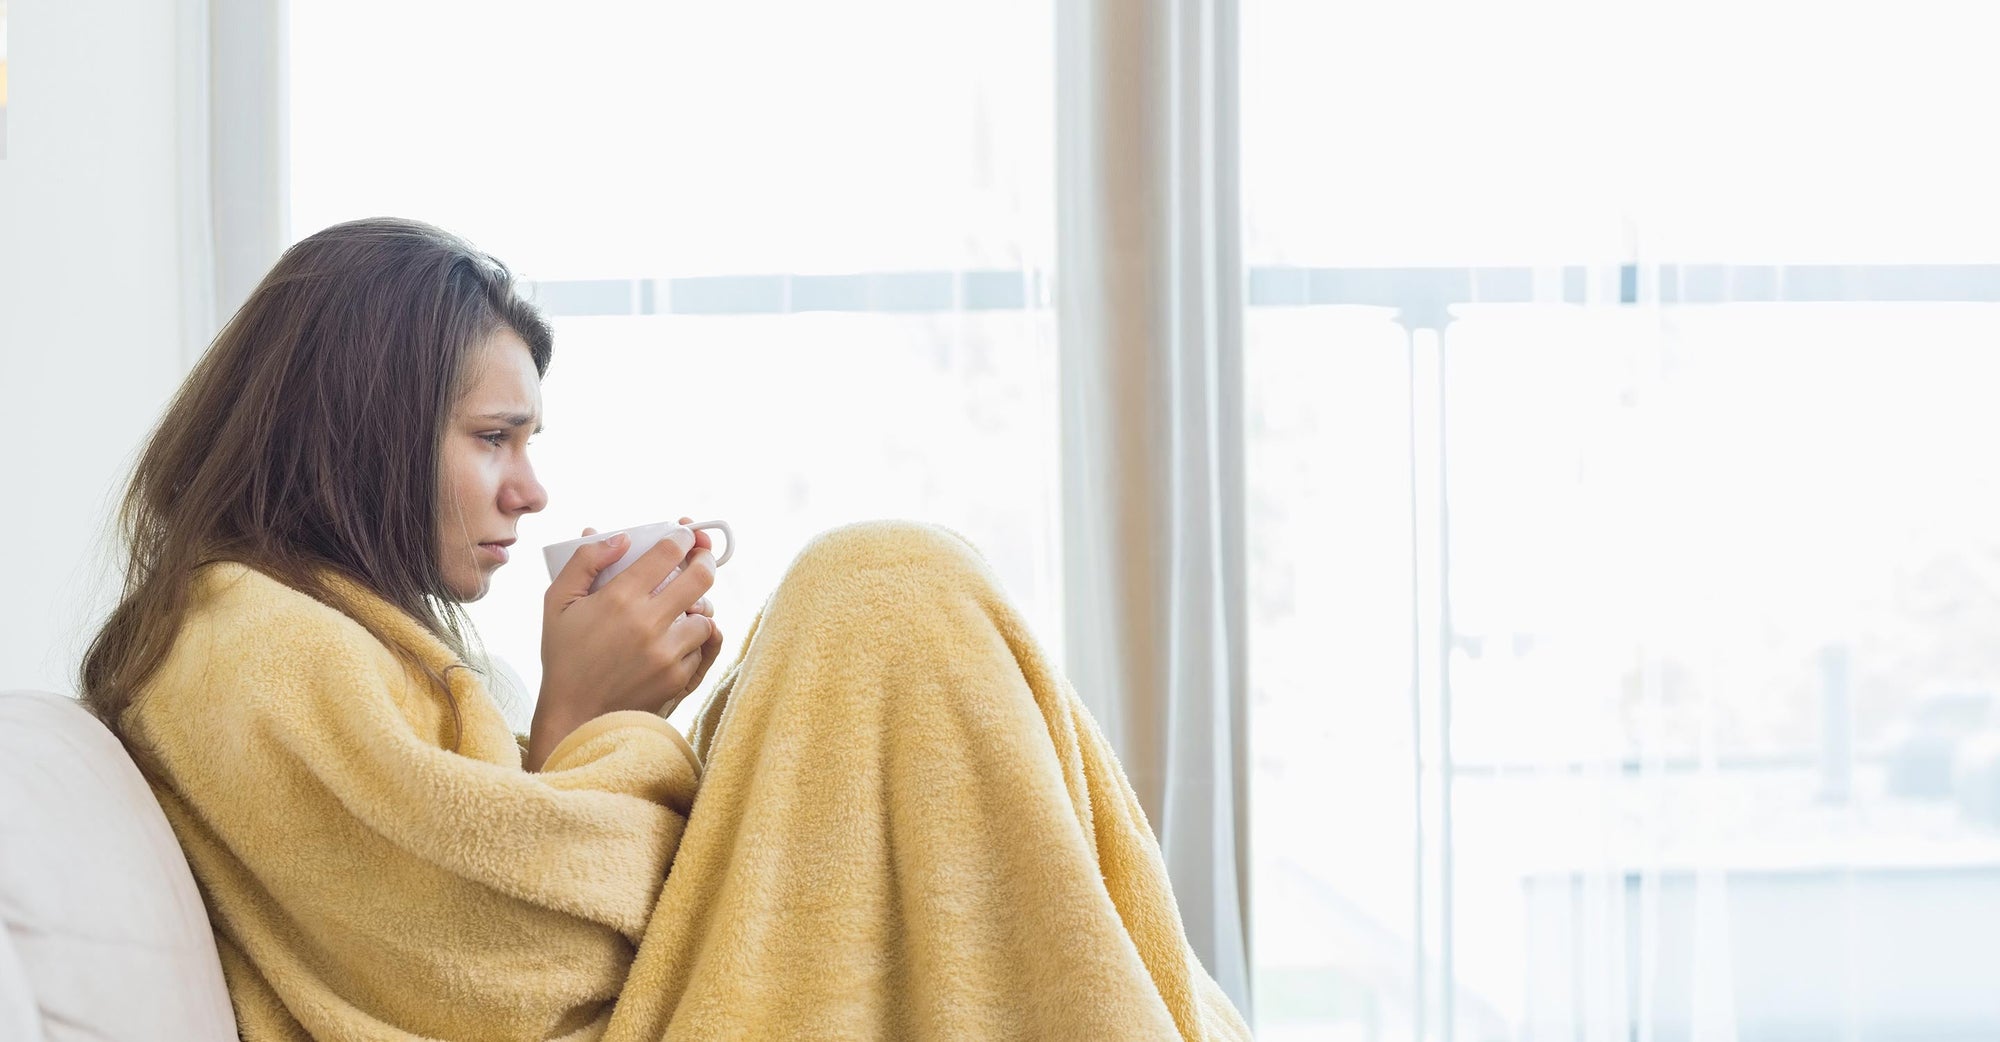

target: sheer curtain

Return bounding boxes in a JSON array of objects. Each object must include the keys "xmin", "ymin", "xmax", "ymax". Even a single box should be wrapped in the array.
[
  {"xmin": 1242, "ymin": 1, "xmax": 2000, "ymax": 1039},
  {"xmin": 1054, "ymin": 0, "xmax": 1254, "ymax": 1015},
  {"xmin": 175, "ymin": 0, "xmax": 288, "ymax": 362}
]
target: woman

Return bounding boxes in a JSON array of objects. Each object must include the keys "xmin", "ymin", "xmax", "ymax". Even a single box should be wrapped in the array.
[{"xmin": 82, "ymin": 218, "xmax": 1249, "ymax": 1041}]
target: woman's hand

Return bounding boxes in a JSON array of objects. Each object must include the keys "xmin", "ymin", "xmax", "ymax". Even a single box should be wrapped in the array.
[
  {"xmin": 525, "ymin": 520, "xmax": 722, "ymax": 771},
  {"xmin": 667, "ymin": 516, "xmax": 726, "ymax": 706}
]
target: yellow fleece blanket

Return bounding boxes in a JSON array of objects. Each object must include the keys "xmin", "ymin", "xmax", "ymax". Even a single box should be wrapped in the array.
[{"xmin": 123, "ymin": 520, "xmax": 1251, "ymax": 1041}]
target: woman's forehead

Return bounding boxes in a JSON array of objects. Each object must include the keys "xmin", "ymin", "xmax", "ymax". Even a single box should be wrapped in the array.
[{"xmin": 460, "ymin": 330, "xmax": 543, "ymax": 421}]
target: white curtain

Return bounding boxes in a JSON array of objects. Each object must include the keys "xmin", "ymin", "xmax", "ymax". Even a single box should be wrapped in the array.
[
  {"xmin": 1054, "ymin": 0, "xmax": 1252, "ymax": 1013},
  {"xmin": 178, "ymin": 0, "xmax": 287, "ymax": 363}
]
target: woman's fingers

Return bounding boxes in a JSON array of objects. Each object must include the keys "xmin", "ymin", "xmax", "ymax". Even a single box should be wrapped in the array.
[
  {"xmin": 678, "ymin": 517, "xmax": 713, "ymax": 553},
  {"xmin": 654, "ymin": 548, "xmax": 717, "ymax": 618},
  {"xmin": 680, "ymin": 620, "xmax": 724, "ymax": 699},
  {"xmin": 606, "ymin": 530, "xmax": 699, "ymax": 605},
  {"xmin": 661, "ymin": 612, "xmax": 712, "ymax": 660},
  {"xmin": 700, "ymin": 621, "xmax": 723, "ymax": 666},
  {"xmin": 678, "ymin": 654, "xmax": 703, "ymax": 695},
  {"xmin": 660, "ymin": 614, "xmax": 714, "ymax": 692}
]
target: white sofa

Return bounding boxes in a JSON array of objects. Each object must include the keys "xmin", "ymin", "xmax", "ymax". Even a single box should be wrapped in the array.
[{"xmin": 0, "ymin": 690, "xmax": 239, "ymax": 1041}]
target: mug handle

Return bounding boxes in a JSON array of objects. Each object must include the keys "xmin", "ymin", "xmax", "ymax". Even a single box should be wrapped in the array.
[{"xmin": 684, "ymin": 519, "xmax": 734, "ymax": 567}]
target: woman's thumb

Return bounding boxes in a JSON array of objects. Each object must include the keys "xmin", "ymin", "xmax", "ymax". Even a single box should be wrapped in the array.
[{"xmin": 553, "ymin": 533, "xmax": 629, "ymax": 598}]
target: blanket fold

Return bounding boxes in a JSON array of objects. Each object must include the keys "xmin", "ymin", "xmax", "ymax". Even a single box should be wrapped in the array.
[{"xmin": 125, "ymin": 521, "xmax": 1250, "ymax": 1041}]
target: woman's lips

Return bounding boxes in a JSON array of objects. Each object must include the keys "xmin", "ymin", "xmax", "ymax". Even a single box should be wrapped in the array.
[{"xmin": 479, "ymin": 542, "xmax": 511, "ymax": 564}]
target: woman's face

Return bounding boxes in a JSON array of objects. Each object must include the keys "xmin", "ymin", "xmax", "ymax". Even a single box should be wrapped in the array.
[{"xmin": 437, "ymin": 329, "xmax": 548, "ymax": 601}]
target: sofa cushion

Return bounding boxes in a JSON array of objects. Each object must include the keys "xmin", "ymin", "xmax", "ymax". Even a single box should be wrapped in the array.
[{"xmin": 0, "ymin": 690, "xmax": 237, "ymax": 1042}]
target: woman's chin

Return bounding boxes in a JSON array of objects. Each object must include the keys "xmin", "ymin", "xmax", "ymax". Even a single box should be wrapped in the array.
[{"xmin": 442, "ymin": 571, "xmax": 493, "ymax": 604}]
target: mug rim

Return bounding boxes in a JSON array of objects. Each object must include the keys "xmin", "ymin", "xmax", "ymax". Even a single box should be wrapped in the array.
[{"xmin": 541, "ymin": 519, "xmax": 734, "ymax": 581}]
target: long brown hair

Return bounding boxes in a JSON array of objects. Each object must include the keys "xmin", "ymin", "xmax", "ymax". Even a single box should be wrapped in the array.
[{"xmin": 81, "ymin": 218, "xmax": 553, "ymax": 743}]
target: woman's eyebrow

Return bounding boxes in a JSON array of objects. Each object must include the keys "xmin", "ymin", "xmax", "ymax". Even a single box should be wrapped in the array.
[{"xmin": 476, "ymin": 411, "xmax": 544, "ymax": 433}]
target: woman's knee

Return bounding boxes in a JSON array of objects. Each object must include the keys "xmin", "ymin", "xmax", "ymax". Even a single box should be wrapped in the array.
[
  {"xmin": 787, "ymin": 520, "xmax": 990, "ymax": 585},
  {"xmin": 750, "ymin": 520, "xmax": 1007, "ymax": 631}
]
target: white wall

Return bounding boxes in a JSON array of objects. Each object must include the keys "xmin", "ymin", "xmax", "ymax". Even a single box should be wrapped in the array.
[{"xmin": 0, "ymin": 1, "xmax": 191, "ymax": 694}]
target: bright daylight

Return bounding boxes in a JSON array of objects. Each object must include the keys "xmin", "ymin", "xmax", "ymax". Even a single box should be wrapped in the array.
[{"xmin": 3, "ymin": 1, "xmax": 1999, "ymax": 1041}]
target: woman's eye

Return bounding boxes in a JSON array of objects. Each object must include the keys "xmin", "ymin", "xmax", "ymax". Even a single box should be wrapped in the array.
[{"xmin": 479, "ymin": 432, "xmax": 507, "ymax": 447}]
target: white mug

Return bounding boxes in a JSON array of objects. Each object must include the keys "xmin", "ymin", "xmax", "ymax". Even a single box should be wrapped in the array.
[{"xmin": 542, "ymin": 519, "xmax": 734, "ymax": 594}]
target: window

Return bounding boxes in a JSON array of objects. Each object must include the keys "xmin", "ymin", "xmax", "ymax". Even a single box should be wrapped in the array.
[
  {"xmin": 1243, "ymin": 0, "xmax": 2000, "ymax": 1038},
  {"xmin": 289, "ymin": 0, "xmax": 1061, "ymax": 730},
  {"xmin": 294, "ymin": 4, "xmax": 2000, "ymax": 1034}
]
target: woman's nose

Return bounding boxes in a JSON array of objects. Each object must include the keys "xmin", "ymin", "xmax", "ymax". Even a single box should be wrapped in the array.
[{"xmin": 504, "ymin": 467, "xmax": 548, "ymax": 515}]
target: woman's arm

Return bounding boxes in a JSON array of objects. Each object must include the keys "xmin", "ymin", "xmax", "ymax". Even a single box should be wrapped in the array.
[{"xmin": 122, "ymin": 567, "xmax": 702, "ymax": 1039}]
